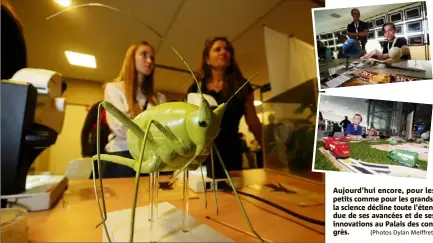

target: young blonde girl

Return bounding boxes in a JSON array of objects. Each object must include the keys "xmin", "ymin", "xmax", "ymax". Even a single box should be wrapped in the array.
[{"xmin": 103, "ymin": 41, "xmax": 166, "ymax": 178}]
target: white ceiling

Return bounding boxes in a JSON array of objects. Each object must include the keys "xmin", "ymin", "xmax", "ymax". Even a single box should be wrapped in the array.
[
  {"xmin": 319, "ymin": 95, "xmax": 369, "ymax": 124},
  {"xmin": 8, "ymin": 0, "xmax": 324, "ymax": 94},
  {"xmin": 313, "ymin": 2, "xmax": 418, "ymax": 34}
]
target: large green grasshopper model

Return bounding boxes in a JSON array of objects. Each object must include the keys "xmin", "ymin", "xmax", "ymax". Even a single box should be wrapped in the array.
[{"xmin": 387, "ymin": 150, "xmax": 419, "ymax": 168}]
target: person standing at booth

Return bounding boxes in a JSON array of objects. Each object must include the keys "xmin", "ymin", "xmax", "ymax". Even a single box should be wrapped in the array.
[
  {"xmin": 340, "ymin": 116, "xmax": 351, "ymax": 136},
  {"xmin": 347, "ymin": 8, "xmax": 369, "ymax": 51},
  {"xmin": 186, "ymin": 37, "xmax": 262, "ymax": 175}
]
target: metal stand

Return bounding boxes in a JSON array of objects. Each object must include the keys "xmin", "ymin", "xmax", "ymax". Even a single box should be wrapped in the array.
[
  {"xmin": 182, "ymin": 170, "xmax": 189, "ymax": 232},
  {"xmin": 148, "ymin": 172, "xmax": 160, "ymax": 242}
]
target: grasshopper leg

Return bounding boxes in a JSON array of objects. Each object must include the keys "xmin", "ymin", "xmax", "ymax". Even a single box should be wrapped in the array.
[
  {"xmin": 97, "ymin": 102, "xmax": 164, "ymax": 242},
  {"xmin": 130, "ymin": 120, "xmax": 165, "ymax": 243},
  {"xmin": 212, "ymin": 143, "xmax": 265, "ymax": 243},
  {"xmin": 91, "ymin": 156, "xmax": 111, "ymax": 242},
  {"xmin": 199, "ymin": 165, "xmax": 208, "ymax": 209},
  {"xmin": 93, "ymin": 101, "xmax": 143, "ymax": 242},
  {"xmin": 100, "ymin": 101, "xmax": 144, "ymax": 139},
  {"xmin": 93, "ymin": 102, "xmax": 112, "ymax": 242},
  {"xmin": 91, "ymin": 154, "xmax": 141, "ymax": 243}
]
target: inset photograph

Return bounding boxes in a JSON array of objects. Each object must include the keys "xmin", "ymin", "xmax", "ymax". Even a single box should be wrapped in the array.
[
  {"xmin": 313, "ymin": 94, "xmax": 431, "ymax": 179},
  {"xmin": 312, "ymin": 1, "xmax": 432, "ymax": 89}
]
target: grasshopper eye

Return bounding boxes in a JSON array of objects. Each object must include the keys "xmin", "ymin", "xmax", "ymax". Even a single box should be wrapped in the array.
[{"xmin": 198, "ymin": 121, "xmax": 207, "ymax": 127}]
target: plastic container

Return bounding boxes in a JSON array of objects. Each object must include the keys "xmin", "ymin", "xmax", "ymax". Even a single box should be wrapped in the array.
[{"xmin": 1, "ymin": 208, "xmax": 28, "ymax": 242}]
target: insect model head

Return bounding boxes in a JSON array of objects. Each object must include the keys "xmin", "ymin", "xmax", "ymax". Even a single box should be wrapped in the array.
[
  {"xmin": 186, "ymin": 96, "xmax": 227, "ymax": 155},
  {"xmin": 185, "ymin": 73, "xmax": 255, "ymax": 155}
]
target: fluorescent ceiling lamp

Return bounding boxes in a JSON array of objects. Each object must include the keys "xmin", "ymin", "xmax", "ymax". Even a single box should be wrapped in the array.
[
  {"xmin": 65, "ymin": 51, "xmax": 97, "ymax": 68},
  {"xmin": 55, "ymin": 0, "xmax": 71, "ymax": 7},
  {"xmin": 254, "ymin": 100, "xmax": 262, "ymax": 106}
]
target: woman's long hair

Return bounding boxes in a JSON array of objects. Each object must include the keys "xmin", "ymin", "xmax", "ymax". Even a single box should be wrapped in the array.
[
  {"xmin": 195, "ymin": 37, "xmax": 249, "ymax": 100},
  {"xmin": 116, "ymin": 41, "xmax": 157, "ymax": 118}
]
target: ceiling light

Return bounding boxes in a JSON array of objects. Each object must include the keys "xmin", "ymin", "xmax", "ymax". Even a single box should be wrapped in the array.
[
  {"xmin": 254, "ymin": 100, "xmax": 262, "ymax": 106},
  {"xmin": 65, "ymin": 51, "xmax": 97, "ymax": 68},
  {"xmin": 55, "ymin": 0, "xmax": 71, "ymax": 7}
]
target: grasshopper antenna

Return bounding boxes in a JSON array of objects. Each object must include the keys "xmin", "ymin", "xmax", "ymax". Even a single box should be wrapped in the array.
[
  {"xmin": 225, "ymin": 72, "xmax": 259, "ymax": 104},
  {"xmin": 46, "ymin": 3, "xmax": 204, "ymax": 97}
]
